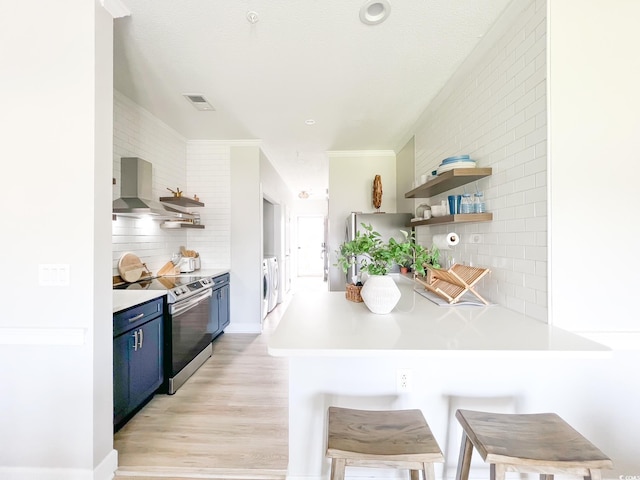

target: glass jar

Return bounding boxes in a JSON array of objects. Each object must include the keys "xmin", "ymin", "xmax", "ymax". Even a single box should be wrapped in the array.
[
  {"xmin": 473, "ymin": 192, "xmax": 486, "ymax": 213},
  {"xmin": 460, "ymin": 194, "xmax": 473, "ymax": 214}
]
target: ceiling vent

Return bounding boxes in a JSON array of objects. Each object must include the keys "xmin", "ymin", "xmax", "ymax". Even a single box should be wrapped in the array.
[{"xmin": 182, "ymin": 94, "xmax": 215, "ymax": 111}]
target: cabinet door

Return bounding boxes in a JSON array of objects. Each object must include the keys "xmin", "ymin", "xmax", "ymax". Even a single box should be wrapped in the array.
[
  {"xmin": 129, "ymin": 317, "xmax": 164, "ymax": 410},
  {"xmin": 219, "ymin": 284, "xmax": 230, "ymax": 330},
  {"xmin": 113, "ymin": 331, "xmax": 134, "ymax": 425},
  {"xmin": 209, "ymin": 289, "xmax": 220, "ymax": 337}
]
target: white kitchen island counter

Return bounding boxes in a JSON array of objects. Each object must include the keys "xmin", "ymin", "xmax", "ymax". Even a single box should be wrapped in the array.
[
  {"xmin": 268, "ymin": 276, "xmax": 608, "ymax": 358},
  {"xmin": 267, "ymin": 277, "xmax": 614, "ymax": 480}
]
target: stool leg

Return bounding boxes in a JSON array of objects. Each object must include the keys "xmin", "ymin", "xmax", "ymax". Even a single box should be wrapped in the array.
[
  {"xmin": 490, "ymin": 464, "xmax": 506, "ymax": 480},
  {"xmin": 587, "ymin": 470, "xmax": 603, "ymax": 480},
  {"xmin": 422, "ymin": 462, "xmax": 436, "ymax": 480},
  {"xmin": 455, "ymin": 434, "xmax": 473, "ymax": 480},
  {"xmin": 330, "ymin": 458, "xmax": 346, "ymax": 480}
]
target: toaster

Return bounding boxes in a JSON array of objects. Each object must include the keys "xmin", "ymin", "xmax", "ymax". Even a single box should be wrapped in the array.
[{"xmin": 178, "ymin": 256, "xmax": 196, "ymax": 273}]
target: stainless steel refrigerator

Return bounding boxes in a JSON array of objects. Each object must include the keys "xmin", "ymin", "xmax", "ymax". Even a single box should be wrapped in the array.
[{"xmin": 332, "ymin": 212, "xmax": 412, "ymax": 290}]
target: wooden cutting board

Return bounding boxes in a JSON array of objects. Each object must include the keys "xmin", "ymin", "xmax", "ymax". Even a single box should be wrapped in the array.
[{"xmin": 118, "ymin": 252, "xmax": 145, "ymax": 283}]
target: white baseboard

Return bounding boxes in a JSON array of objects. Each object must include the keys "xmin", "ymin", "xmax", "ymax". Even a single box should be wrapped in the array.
[{"xmin": 0, "ymin": 449, "xmax": 117, "ymax": 480}]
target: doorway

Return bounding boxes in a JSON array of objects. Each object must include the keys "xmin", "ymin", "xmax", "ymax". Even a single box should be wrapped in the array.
[{"xmin": 296, "ymin": 215, "xmax": 326, "ymax": 278}]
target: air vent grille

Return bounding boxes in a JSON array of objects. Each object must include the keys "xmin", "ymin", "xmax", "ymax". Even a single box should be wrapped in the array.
[{"xmin": 182, "ymin": 93, "xmax": 215, "ymax": 111}]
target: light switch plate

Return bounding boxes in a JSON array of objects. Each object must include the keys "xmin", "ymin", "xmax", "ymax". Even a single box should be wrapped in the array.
[{"xmin": 38, "ymin": 264, "xmax": 70, "ymax": 286}]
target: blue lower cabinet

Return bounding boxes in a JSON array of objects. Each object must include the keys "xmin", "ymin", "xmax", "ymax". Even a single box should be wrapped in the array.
[
  {"xmin": 113, "ymin": 297, "xmax": 165, "ymax": 429},
  {"xmin": 210, "ymin": 274, "xmax": 230, "ymax": 340}
]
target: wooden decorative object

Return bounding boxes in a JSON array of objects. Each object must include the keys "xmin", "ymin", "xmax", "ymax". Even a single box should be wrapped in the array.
[
  {"xmin": 414, "ymin": 264, "xmax": 490, "ymax": 305},
  {"xmin": 345, "ymin": 284, "xmax": 363, "ymax": 303},
  {"xmin": 373, "ymin": 175, "xmax": 383, "ymax": 210}
]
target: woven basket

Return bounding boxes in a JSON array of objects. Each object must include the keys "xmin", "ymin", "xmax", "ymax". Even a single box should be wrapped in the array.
[{"xmin": 345, "ymin": 283, "xmax": 363, "ymax": 303}]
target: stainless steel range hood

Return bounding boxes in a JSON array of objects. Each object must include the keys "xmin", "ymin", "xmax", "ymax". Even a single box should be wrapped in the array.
[{"xmin": 113, "ymin": 157, "xmax": 191, "ymax": 219}]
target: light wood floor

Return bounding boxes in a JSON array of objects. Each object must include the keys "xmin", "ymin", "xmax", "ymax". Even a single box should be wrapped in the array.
[{"xmin": 114, "ymin": 276, "xmax": 326, "ymax": 480}]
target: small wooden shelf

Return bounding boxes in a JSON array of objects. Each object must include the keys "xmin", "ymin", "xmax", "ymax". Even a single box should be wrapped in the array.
[
  {"xmin": 405, "ymin": 168, "xmax": 492, "ymax": 198},
  {"xmin": 408, "ymin": 213, "xmax": 492, "ymax": 227},
  {"xmin": 159, "ymin": 196, "xmax": 205, "ymax": 207},
  {"xmin": 160, "ymin": 222, "xmax": 205, "ymax": 229}
]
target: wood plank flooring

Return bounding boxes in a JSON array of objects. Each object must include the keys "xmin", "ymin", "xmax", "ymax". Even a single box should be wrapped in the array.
[{"xmin": 114, "ymin": 277, "xmax": 326, "ymax": 480}]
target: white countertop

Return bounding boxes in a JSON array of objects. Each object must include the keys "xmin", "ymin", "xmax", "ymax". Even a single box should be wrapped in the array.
[
  {"xmin": 268, "ymin": 276, "xmax": 610, "ymax": 358},
  {"xmin": 112, "ymin": 268, "xmax": 230, "ymax": 313},
  {"xmin": 113, "ymin": 290, "xmax": 166, "ymax": 313}
]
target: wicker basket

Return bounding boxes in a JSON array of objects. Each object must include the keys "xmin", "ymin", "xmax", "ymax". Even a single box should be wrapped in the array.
[{"xmin": 345, "ymin": 283, "xmax": 363, "ymax": 303}]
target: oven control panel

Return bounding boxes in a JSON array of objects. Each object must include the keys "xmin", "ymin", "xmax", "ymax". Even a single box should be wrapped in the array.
[{"xmin": 169, "ymin": 277, "xmax": 215, "ymax": 302}]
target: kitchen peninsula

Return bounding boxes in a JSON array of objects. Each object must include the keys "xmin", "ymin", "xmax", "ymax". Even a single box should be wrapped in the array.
[{"xmin": 268, "ymin": 276, "xmax": 610, "ymax": 480}]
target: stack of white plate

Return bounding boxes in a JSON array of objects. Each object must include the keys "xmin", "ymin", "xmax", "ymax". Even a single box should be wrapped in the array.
[{"xmin": 436, "ymin": 155, "xmax": 476, "ymax": 175}]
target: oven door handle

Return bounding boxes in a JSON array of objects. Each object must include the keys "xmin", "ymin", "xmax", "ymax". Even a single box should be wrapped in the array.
[{"xmin": 170, "ymin": 288, "xmax": 213, "ymax": 317}]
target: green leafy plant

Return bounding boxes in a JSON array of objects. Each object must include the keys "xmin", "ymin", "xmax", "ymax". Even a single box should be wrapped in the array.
[
  {"xmin": 335, "ymin": 224, "xmax": 396, "ymax": 276},
  {"xmin": 335, "ymin": 224, "xmax": 440, "ymax": 278},
  {"xmin": 388, "ymin": 230, "xmax": 439, "ymax": 276}
]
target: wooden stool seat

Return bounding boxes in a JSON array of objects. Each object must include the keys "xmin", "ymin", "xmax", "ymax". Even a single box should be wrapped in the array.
[
  {"xmin": 326, "ymin": 407, "xmax": 443, "ymax": 480},
  {"xmin": 455, "ymin": 409, "xmax": 613, "ymax": 480}
]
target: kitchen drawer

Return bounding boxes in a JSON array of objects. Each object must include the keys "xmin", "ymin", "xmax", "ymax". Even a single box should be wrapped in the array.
[
  {"xmin": 114, "ymin": 297, "xmax": 165, "ymax": 337},
  {"xmin": 213, "ymin": 273, "xmax": 230, "ymax": 286}
]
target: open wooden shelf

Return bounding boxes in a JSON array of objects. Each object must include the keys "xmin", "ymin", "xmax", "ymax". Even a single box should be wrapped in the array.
[
  {"xmin": 160, "ymin": 222, "xmax": 205, "ymax": 229},
  {"xmin": 408, "ymin": 212, "xmax": 492, "ymax": 227},
  {"xmin": 159, "ymin": 196, "xmax": 205, "ymax": 207},
  {"xmin": 405, "ymin": 168, "xmax": 492, "ymax": 198}
]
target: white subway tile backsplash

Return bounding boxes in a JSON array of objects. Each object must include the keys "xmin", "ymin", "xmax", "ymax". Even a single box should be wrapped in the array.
[
  {"xmin": 413, "ymin": 0, "xmax": 547, "ymax": 317},
  {"xmin": 112, "ymin": 92, "xmax": 232, "ymax": 275}
]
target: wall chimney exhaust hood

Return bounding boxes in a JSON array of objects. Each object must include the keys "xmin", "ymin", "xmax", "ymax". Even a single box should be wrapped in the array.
[{"xmin": 113, "ymin": 157, "xmax": 192, "ymax": 219}]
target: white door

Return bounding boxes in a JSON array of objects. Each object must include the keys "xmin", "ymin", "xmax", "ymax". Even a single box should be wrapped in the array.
[{"xmin": 297, "ymin": 216, "xmax": 325, "ymax": 277}]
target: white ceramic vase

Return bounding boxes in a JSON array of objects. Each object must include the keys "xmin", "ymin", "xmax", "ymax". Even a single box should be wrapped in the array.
[{"xmin": 360, "ymin": 274, "xmax": 401, "ymax": 314}]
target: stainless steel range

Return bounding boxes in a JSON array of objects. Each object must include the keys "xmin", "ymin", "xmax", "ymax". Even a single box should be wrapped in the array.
[{"xmin": 115, "ymin": 274, "xmax": 216, "ymax": 394}]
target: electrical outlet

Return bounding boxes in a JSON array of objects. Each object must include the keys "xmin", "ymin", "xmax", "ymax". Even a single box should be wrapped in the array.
[
  {"xmin": 396, "ymin": 369, "xmax": 413, "ymax": 392},
  {"xmin": 469, "ymin": 234, "xmax": 483, "ymax": 244}
]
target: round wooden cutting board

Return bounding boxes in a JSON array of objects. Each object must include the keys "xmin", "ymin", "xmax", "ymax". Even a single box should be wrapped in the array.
[{"xmin": 118, "ymin": 252, "xmax": 145, "ymax": 283}]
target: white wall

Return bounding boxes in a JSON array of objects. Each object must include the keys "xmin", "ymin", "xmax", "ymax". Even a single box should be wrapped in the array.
[
  {"xmin": 230, "ymin": 145, "xmax": 263, "ymax": 333},
  {"xmin": 411, "ymin": 0, "xmax": 548, "ymax": 321},
  {"xmin": 261, "ymin": 150, "xmax": 297, "ymax": 302},
  {"xmin": 0, "ymin": 1, "xmax": 116, "ymax": 478},
  {"xmin": 548, "ymin": 0, "xmax": 640, "ymax": 335},
  {"xmin": 327, "ymin": 151, "xmax": 399, "ymax": 291}
]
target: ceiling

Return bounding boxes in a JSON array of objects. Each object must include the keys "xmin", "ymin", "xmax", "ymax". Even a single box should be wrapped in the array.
[{"xmin": 113, "ymin": 0, "xmax": 513, "ymax": 199}]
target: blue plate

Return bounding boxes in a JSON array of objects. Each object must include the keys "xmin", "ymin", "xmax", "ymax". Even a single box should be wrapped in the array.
[
  {"xmin": 441, "ymin": 159, "xmax": 474, "ymax": 166},
  {"xmin": 442, "ymin": 155, "xmax": 470, "ymax": 163}
]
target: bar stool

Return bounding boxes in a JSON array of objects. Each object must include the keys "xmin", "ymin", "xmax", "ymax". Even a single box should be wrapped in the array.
[
  {"xmin": 326, "ymin": 407, "xmax": 444, "ymax": 480},
  {"xmin": 455, "ymin": 409, "xmax": 613, "ymax": 480}
]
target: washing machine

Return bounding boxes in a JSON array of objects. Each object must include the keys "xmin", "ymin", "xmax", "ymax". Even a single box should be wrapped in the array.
[
  {"xmin": 262, "ymin": 259, "xmax": 269, "ymax": 320},
  {"xmin": 266, "ymin": 256, "xmax": 279, "ymax": 313}
]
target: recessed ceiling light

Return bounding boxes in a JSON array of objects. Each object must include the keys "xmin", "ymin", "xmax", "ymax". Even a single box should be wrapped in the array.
[
  {"xmin": 359, "ymin": 0, "xmax": 391, "ymax": 25},
  {"xmin": 298, "ymin": 191, "xmax": 309, "ymax": 199},
  {"xmin": 305, "ymin": 119, "xmax": 316, "ymax": 125},
  {"xmin": 246, "ymin": 11, "xmax": 259, "ymax": 24}
]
